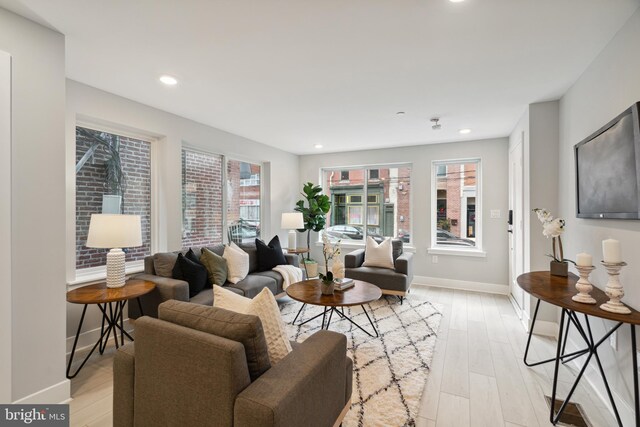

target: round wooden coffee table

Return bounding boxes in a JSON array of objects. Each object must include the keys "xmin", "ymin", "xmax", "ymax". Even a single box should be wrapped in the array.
[
  {"xmin": 286, "ymin": 279, "xmax": 382, "ymax": 337},
  {"xmin": 66, "ymin": 279, "xmax": 155, "ymax": 379}
]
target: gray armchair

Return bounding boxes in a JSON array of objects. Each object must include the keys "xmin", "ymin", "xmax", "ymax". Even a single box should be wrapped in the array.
[
  {"xmin": 114, "ymin": 300, "xmax": 352, "ymax": 427},
  {"xmin": 344, "ymin": 239, "xmax": 413, "ymax": 303}
]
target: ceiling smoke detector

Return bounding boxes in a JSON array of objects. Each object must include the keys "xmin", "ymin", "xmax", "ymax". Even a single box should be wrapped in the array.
[{"xmin": 431, "ymin": 118, "xmax": 442, "ymax": 130}]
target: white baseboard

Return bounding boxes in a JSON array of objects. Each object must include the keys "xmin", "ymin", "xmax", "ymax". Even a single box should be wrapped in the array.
[
  {"xmin": 12, "ymin": 380, "xmax": 70, "ymax": 404},
  {"xmin": 413, "ymin": 275, "xmax": 509, "ymax": 295},
  {"xmin": 67, "ymin": 318, "xmax": 134, "ymax": 355}
]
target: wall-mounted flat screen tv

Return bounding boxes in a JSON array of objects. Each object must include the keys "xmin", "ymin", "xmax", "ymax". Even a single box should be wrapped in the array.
[{"xmin": 575, "ymin": 102, "xmax": 640, "ymax": 219}]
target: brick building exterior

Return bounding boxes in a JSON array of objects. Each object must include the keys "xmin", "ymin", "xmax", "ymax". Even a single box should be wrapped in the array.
[
  {"xmin": 325, "ymin": 167, "xmax": 411, "ymax": 240},
  {"xmin": 75, "ymin": 128, "xmax": 151, "ymax": 269},
  {"xmin": 181, "ymin": 150, "xmax": 224, "ymax": 248}
]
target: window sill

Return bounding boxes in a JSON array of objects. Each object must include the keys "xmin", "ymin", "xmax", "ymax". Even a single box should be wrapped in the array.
[
  {"xmin": 427, "ymin": 247, "xmax": 486, "ymax": 258},
  {"xmin": 314, "ymin": 241, "xmax": 416, "ymax": 253},
  {"xmin": 68, "ymin": 260, "xmax": 145, "ymax": 288}
]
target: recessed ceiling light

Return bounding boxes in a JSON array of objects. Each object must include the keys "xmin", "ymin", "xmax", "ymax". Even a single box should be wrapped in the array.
[
  {"xmin": 459, "ymin": 128, "xmax": 471, "ymax": 134},
  {"xmin": 449, "ymin": 0, "xmax": 465, "ymax": 3},
  {"xmin": 159, "ymin": 75, "xmax": 178, "ymax": 85},
  {"xmin": 396, "ymin": 111, "xmax": 406, "ymax": 116},
  {"xmin": 314, "ymin": 144, "xmax": 323, "ymax": 149}
]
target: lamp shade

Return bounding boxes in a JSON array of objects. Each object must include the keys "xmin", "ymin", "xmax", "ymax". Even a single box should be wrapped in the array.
[
  {"xmin": 86, "ymin": 214, "xmax": 142, "ymax": 248},
  {"xmin": 281, "ymin": 212, "xmax": 304, "ymax": 229}
]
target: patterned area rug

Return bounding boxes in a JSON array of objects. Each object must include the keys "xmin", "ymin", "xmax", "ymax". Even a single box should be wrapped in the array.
[{"xmin": 280, "ymin": 296, "xmax": 442, "ymax": 427}]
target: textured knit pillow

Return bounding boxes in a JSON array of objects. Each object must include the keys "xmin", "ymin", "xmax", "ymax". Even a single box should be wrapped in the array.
[
  {"xmin": 223, "ymin": 242, "xmax": 250, "ymax": 284},
  {"xmin": 362, "ymin": 236, "xmax": 395, "ymax": 269},
  {"xmin": 255, "ymin": 236, "xmax": 287, "ymax": 272},
  {"xmin": 200, "ymin": 248, "xmax": 228, "ymax": 286},
  {"xmin": 214, "ymin": 286, "xmax": 292, "ymax": 365},
  {"xmin": 172, "ymin": 253, "xmax": 208, "ymax": 298}
]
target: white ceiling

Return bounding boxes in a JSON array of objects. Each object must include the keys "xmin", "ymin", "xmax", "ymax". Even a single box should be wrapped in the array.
[{"xmin": 3, "ymin": 0, "xmax": 639, "ymax": 154}]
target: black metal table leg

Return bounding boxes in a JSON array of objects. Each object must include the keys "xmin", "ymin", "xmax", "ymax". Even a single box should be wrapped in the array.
[
  {"xmin": 326, "ymin": 307, "xmax": 334, "ymax": 329},
  {"xmin": 321, "ymin": 307, "xmax": 328, "ymax": 329},
  {"xmin": 550, "ymin": 309, "xmax": 567, "ymax": 424},
  {"xmin": 361, "ymin": 304, "xmax": 379, "ymax": 337},
  {"xmin": 119, "ymin": 300, "xmax": 125, "ymax": 345},
  {"xmin": 524, "ymin": 300, "xmax": 587, "ymax": 367},
  {"xmin": 67, "ymin": 304, "xmax": 115, "ymax": 379},
  {"xmin": 292, "ymin": 303, "xmax": 306, "ymax": 324}
]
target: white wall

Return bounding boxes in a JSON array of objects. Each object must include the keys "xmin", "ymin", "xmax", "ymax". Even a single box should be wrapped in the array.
[
  {"xmin": 0, "ymin": 7, "xmax": 68, "ymax": 402},
  {"xmin": 510, "ymin": 101, "xmax": 562, "ymax": 325},
  {"xmin": 65, "ymin": 80, "xmax": 300, "ymax": 342},
  {"xmin": 299, "ymin": 138, "xmax": 510, "ymax": 291},
  {"xmin": 558, "ymin": 8, "xmax": 640, "ymax": 424},
  {"xmin": 0, "ymin": 49, "xmax": 12, "ymax": 404}
]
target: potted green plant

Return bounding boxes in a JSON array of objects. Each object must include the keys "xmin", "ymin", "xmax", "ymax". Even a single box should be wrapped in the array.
[{"xmin": 295, "ymin": 182, "xmax": 331, "ymax": 278}]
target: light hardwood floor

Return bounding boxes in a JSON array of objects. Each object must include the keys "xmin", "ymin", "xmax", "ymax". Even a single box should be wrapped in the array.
[{"xmin": 67, "ymin": 286, "xmax": 617, "ymax": 427}]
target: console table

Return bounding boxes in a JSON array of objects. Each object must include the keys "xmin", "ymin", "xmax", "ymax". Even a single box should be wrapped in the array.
[
  {"xmin": 517, "ymin": 271, "xmax": 640, "ymax": 426},
  {"xmin": 66, "ymin": 279, "xmax": 155, "ymax": 379}
]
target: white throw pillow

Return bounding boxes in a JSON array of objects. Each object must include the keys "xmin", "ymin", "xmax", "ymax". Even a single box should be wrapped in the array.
[
  {"xmin": 362, "ymin": 236, "xmax": 395, "ymax": 269},
  {"xmin": 223, "ymin": 242, "xmax": 249, "ymax": 284},
  {"xmin": 213, "ymin": 285, "xmax": 292, "ymax": 364}
]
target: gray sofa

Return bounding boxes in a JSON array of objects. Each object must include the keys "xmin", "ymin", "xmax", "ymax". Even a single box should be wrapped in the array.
[
  {"xmin": 344, "ymin": 239, "xmax": 413, "ymax": 303},
  {"xmin": 114, "ymin": 300, "xmax": 352, "ymax": 427},
  {"xmin": 130, "ymin": 243, "xmax": 299, "ymax": 318}
]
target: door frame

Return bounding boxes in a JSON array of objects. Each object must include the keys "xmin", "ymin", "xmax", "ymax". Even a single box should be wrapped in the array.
[{"xmin": 508, "ymin": 135, "xmax": 525, "ymax": 316}]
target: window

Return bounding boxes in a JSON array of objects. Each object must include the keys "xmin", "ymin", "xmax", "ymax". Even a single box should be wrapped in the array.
[
  {"xmin": 181, "ymin": 149, "xmax": 224, "ymax": 248},
  {"xmin": 227, "ymin": 160, "xmax": 261, "ymax": 243},
  {"xmin": 431, "ymin": 159, "xmax": 481, "ymax": 252},
  {"xmin": 322, "ymin": 165, "xmax": 412, "ymax": 244},
  {"xmin": 75, "ymin": 127, "xmax": 152, "ymax": 269}
]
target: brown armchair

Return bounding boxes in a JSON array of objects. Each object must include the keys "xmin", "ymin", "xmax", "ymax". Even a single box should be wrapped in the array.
[{"xmin": 114, "ymin": 300, "xmax": 352, "ymax": 427}]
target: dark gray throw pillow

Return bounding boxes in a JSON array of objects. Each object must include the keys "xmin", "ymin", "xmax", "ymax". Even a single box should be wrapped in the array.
[
  {"xmin": 153, "ymin": 252, "xmax": 178, "ymax": 278},
  {"xmin": 172, "ymin": 253, "xmax": 208, "ymax": 298},
  {"xmin": 158, "ymin": 300, "xmax": 271, "ymax": 381},
  {"xmin": 255, "ymin": 235, "xmax": 287, "ymax": 272}
]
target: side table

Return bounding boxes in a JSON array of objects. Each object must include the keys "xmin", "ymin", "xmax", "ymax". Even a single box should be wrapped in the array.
[
  {"xmin": 517, "ymin": 271, "xmax": 640, "ymax": 426},
  {"xmin": 66, "ymin": 279, "xmax": 155, "ymax": 379},
  {"xmin": 285, "ymin": 248, "xmax": 310, "ymax": 278}
]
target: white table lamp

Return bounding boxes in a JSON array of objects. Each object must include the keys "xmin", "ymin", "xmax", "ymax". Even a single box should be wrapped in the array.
[
  {"xmin": 87, "ymin": 214, "xmax": 142, "ymax": 288},
  {"xmin": 281, "ymin": 212, "xmax": 304, "ymax": 250}
]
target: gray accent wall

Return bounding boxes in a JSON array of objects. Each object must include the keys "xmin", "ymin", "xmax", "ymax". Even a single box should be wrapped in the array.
[
  {"xmin": 299, "ymin": 138, "xmax": 509, "ymax": 289},
  {"xmin": 0, "ymin": 7, "xmax": 68, "ymax": 402},
  {"xmin": 558, "ymin": 8, "xmax": 640, "ymax": 424}
]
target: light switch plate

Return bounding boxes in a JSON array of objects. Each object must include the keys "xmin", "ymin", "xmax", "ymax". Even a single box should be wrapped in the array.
[{"xmin": 491, "ymin": 209, "xmax": 501, "ymax": 219}]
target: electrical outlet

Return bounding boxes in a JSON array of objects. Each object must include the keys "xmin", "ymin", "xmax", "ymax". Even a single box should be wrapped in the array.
[
  {"xmin": 610, "ymin": 330, "xmax": 618, "ymax": 351},
  {"xmin": 432, "ymin": 255, "xmax": 438, "ymax": 264}
]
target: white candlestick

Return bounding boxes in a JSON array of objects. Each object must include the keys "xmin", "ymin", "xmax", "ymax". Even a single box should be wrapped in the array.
[
  {"xmin": 602, "ymin": 239, "xmax": 622, "ymax": 263},
  {"xmin": 576, "ymin": 252, "xmax": 592, "ymax": 267}
]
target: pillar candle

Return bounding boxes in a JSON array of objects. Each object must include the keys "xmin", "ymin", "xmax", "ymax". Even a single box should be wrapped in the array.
[
  {"xmin": 576, "ymin": 252, "xmax": 592, "ymax": 267},
  {"xmin": 602, "ymin": 239, "xmax": 622, "ymax": 263}
]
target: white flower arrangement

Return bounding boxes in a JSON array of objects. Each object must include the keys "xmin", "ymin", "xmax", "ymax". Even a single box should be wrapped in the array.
[
  {"xmin": 533, "ymin": 208, "xmax": 571, "ymax": 263},
  {"xmin": 320, "ymin": 234, "xmax": 341, "ymax": 282}
]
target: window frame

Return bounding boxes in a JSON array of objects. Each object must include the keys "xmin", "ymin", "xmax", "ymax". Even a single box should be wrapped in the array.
[
  {"xmin": 71, "ymin": 120, "xmax": 159, "ymax": 285},
  {"xmin": 320, "ymin": 163, "xmax": 413, "ymax": 246},
  {"xmin": 429, "ymin": 158, "xmax": 485, "ymax": 257}
]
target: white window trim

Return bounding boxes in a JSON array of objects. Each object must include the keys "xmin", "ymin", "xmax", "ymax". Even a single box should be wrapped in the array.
[
  {"xmin": 319, "ymin": 163, "xmax": 413, "ymax": 245},
  {"xmin": 429, "ymin": 158, "xmax": 484, "ymax": 257},
  {"xmin": 70, "ymin": 121, "xmax": 159, "ymax": 286}
]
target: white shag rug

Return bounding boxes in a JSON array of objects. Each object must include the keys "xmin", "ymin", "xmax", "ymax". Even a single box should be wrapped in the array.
[{"xmin": 280, "ymin": 296, "xmax": 442, "ymax": 427}]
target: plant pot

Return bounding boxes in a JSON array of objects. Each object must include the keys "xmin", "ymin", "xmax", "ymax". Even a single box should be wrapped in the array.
[
  {"xmin": 321, "ymin": 280, "xmax": 334, "ymax": 295},
  {"xmin": 550, "ymin": 261, "xmax": 568, "ymax": 277},
  {"xmin": 304, "ymin": 260, "xmax": 318, "ymax": 279}
]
